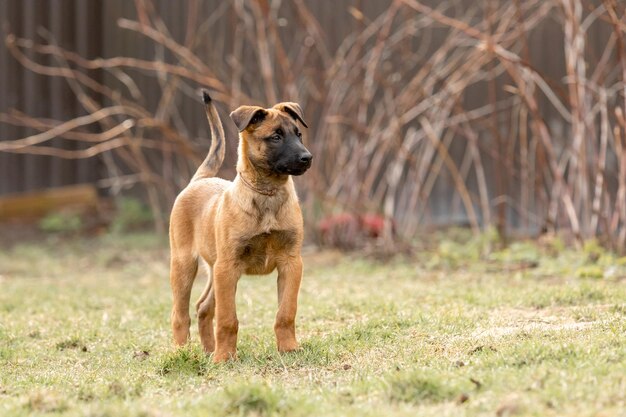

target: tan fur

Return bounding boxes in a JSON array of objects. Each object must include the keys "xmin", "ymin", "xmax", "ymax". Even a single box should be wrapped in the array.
[{"xmin": 169, "ymin": 93, "xmax": 308, "ymax": 362}]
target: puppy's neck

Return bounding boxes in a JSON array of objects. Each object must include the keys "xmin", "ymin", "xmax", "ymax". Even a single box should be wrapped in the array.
[
  {"xmin": 236, "ymin": 161, "xmax": 289, "ymax": 197},
  {"xmin": 236, "ymin": 139, "xmax": 289, "ymax": 197}
]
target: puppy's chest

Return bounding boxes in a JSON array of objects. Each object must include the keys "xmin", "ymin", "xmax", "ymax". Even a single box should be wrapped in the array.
[
  {"xmin": 251, "ymin": 197, "xmax": 284, "ymax": 233},
  {"xmin": 235, "ymin": 196, "xmax": 296, "ymax": 273},
  {"xmin": 237, "ymin": 229, "xmax": 297, "ymax": 274}
]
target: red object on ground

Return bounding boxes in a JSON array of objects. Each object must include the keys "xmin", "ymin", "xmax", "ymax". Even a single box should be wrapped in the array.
[{"xmin": 317, "ymin": 213, "xmax": 394, "ymax": 248}]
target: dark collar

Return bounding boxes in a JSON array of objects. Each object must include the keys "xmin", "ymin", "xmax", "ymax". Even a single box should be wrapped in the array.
[{"xmin": 238, "ymin": 174, "xmax": 279, "ymax": 196}]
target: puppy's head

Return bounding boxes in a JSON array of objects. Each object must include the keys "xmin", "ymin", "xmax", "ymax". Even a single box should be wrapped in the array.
[{"xmin": 230, "ymin": 102, "xmax": 312, "ymax": 176}]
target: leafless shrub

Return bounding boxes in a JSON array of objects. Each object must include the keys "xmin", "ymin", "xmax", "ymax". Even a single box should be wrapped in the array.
[{"xmin": 1, "ymin": 0, "xmax": 625, "ymax": 251}]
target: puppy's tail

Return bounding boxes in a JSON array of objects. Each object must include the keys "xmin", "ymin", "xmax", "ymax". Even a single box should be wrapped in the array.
[{"xmin": 191, "ymin": 90, "xmax": 226, "ymax": 182}]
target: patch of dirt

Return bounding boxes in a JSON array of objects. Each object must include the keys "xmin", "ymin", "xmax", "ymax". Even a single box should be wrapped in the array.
[
  {"xmin": 472, "ymin": 321, "xmax": 598, "ymax": 339},
  {"xmin": 471, "ymin": 306, "xmax": 603, "ymax": 340}
]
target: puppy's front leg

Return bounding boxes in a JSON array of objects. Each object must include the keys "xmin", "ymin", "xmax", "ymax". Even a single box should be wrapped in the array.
[
  {"xmin": 275, "ymin": 255, "xmax": 303, "ymax": 352},
  {"xmin": 213, "ymin": 261, "xmax": 240, "ymax": 362}
]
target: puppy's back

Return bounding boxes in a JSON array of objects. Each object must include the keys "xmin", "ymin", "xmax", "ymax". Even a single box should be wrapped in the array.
[{"xmin": 169, "ymin": 178, "xmax": 231, "ymax": 253}]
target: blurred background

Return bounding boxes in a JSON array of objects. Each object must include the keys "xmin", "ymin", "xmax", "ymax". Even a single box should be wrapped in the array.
[{"xmin": 0, "ymin": 0, "xmax": 625, "ymax": 251}]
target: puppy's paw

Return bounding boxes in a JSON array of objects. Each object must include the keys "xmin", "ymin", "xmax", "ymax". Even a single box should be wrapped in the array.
[
  {"xmin": 277, "ymin": 340, "xmax": 300, "ymax": 353},
  {"xmin": 212, "ymin": 351, "xmax": 237, "ymax": 363}
]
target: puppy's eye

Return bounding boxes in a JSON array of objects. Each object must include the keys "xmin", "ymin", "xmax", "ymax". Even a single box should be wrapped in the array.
[
  {"xmin": 295, "ymin": 129, "xmax": 302, "ymax": 139},
  {"xmin": 269, "ymin": 135, "xmax": 281, "ymax": 143}
]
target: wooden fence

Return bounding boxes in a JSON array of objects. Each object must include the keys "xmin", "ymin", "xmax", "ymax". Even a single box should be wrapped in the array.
[
  {"xmin": 0, "ymin": 0, "xmax": 620, "ymax": 236},
  {"xmin": 0, "ymin": 0, "xmax": 393, "ymax": 194}
]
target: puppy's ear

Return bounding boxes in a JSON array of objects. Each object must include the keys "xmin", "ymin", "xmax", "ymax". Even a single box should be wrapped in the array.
[
  {"xmin": 229, "ymin": 106, "xmax": 268, "ymax": 132},
  {"xmin": 273, "ymin": 102, "xmax": 308, "ymax": 128}
]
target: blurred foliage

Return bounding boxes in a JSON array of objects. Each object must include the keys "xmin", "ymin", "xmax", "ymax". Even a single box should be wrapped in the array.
[
  {"xmin": 418, "ymin": 228, "xmax": 626, "ymax": 281},
  {"xmin": 423, "ymin": 226, "xmax": 499, "ymax": 269},
  {"xmin": 110, "ymin": 197, "xmax": 153, "ymax": 234},
  {"xmin": 38, "ymin": 212, "xmax": 83, "ymax": 234}
]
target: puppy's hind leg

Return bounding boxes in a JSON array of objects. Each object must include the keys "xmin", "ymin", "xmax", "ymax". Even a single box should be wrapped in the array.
[
  {"xmin": 170, "ymin": 254, "xmax": 198, "ymax": 346},
  {"xmin": 196, "ymin": 263, "xmax": 216, "ymax": 353}
]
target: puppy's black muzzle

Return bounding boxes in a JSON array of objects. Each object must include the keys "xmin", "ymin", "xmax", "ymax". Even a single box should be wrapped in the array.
[
  {"xmin": 299, "ymin": 152, "xmax": 312, "ymax": 165},
  {"xmin": 283, "ymin": 151, "xmax": 312, "ymax": 176},
  {"xmin": 268, "ymin": 132, "xmax": 313, "ymax": 176}
]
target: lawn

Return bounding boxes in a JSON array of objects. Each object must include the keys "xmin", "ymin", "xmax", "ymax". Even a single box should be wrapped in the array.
[{"xmin": 0, "ymin": 232, "xmax": 624, "ymax": 416}]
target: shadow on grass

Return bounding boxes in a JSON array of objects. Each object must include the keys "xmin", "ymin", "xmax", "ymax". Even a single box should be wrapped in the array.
[
  {"xmin": 157, "ymin": 315, "xmax": 415, "ymax": 377},
  {"xmin": 386, "ymin": 370, "xmax": 467, "ymax": 405}
]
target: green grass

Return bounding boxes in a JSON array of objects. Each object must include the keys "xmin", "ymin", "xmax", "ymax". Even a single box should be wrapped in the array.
[{"xmin": 0, "ymin": 232, "xmax": 625, "ymax": 416}]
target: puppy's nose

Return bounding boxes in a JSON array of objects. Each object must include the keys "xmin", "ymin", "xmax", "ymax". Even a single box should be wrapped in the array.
[{"xmin": 300, "ymin": 153, "xmax": 313, "ymax": 164}]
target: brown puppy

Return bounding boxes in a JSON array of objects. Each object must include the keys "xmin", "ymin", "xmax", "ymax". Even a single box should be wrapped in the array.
[{"xmin": 169, "ymin": 90, "xmax": 312, "ymax": 363}]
